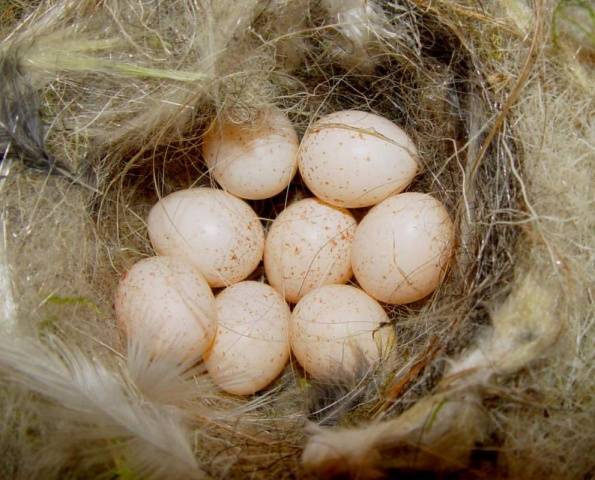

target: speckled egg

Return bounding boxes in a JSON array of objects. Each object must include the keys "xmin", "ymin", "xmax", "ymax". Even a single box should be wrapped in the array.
[
  {"xmin": 298, "ymin": 110, "xmax": 418, "ymax": 208},
  {"xmin": 204, "ymin": 281, "xmax": 290, "ymax": 395},
  {"xmin": 115, "ymin": 256, "xmax": 216, "ymax": 363},
  {"xmin": 289, "ymin": 284, "xmax": 394, "ymax": 379},
  {"xmin": 203, "ymin": 108, "xmax": 299, "ymax": 200},
  {"xmin": 147, "ymin": 188, "xmax": 264, "ymax": 288},
  {"xmin": 264, "ymin": 198, "xmax": 357, "ymax": 303},
  {"xmin": 352, "ymin": 192, "xmax": 454, "ymax": 304}
]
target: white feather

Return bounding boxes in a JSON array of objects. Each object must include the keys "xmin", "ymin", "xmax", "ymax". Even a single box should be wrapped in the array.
[
  {"xmin": 0, "ymin": 335, "xmax": 202, "ymax": 479},
  {"xmin": 321, "ymin": 0, "xmax": 417, "ymax": 71},
  {"xmin": 0, "ymin": 155, "xmax": 16, "ymax": 334}
]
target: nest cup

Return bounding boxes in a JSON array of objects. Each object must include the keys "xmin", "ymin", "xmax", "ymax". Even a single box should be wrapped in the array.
[{"xmin": 0, "ymin": 1, "xmax": 593, "ymax": 479}]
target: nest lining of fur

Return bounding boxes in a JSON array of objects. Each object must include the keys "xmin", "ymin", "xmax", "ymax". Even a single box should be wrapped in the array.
[{"xmin": 0, "ymin": 1, "xmax": 593, "ymax": 479}]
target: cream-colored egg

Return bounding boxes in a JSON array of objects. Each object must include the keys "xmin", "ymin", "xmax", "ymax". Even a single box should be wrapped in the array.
[
  {"xmin": 203, "ymin": 108, "xmax": 299, "ymax": 200},
  {"xmin": 352, "ymin": 192, "xmax": 454, "ymax": 304},
  {"xmin": 204, "ymin": 281, "xmax": 290, "ymax": 395},
  {"xmin": 298, "ymin": 110, "xmax": 418, "ymax": 208},
  {"xmin": 114, "ymin": 256, "xmax": 216, "ymax": 363},
  {"xmin": 147, "ymin": 188, "xmax": 264, "ymax": 288},
  {"xmin": 290, "ymin": 284, "xmax": 393, "ymax": 379},
  {"xmin": 264, "ymin": 198, "xmax": 357, "ymax": 303}
]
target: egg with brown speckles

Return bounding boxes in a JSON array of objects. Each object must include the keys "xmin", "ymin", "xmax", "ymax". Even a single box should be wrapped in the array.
[
  {"xmin": 203, "ymin": 108, "xmax": 299, "ymax": 200},
  {"xmin": 204, "ymin": 281, "xmax": 290, "ymax": 395},
  {"xmin": 147, "ymin": 188, "xmax": 264, "ymax": 288},
  {"xmin": 289, "ymin": 284, "xmax": 394, "ymax": 379},
  {"xmin": 298, "ymin": 110, "xmax": 418, "ymax": 208},
  {"xmin": 352, "ymin": 192, "xmax": 454, "ymax": 304},
  {"xmin": 115, "ymin": 256, "xmax": 216, "ymax": 363},
  {"xmin": 264, "ymin": 198, "xmax": 357, "ymax": 303}
]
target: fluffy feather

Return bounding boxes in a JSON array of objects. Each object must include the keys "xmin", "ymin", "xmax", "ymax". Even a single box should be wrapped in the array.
[
  {"xmin": 0, "ymin": 50, "xmax": 98, "ymax": 192},
  {"xmin": 0, "ymin": 170, "xmax": 16, "ymax": 333},
  {"xmin": 0, "ymin": 53, "xmax": 52, "ymax": 171},
  {"xmin": 321, "ymin": 0, "xmax": 420, "ymax": 72},
  {"xmin": 0, "ymin": 335, "xmax": 201, "ymax": 479}
]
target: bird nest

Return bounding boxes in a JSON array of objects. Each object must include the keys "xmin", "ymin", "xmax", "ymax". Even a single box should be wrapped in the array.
[{"xmin": 0, "ymin": 1, "xmax": 593, "ymax": 479}]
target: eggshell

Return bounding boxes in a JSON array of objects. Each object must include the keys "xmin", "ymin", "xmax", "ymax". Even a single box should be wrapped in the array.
[
  {"xmin": 114, "ymin": 256, "xmax": 216, "ymax": 363},
  {"xmin": 298, "ymin": 110, "xmax": 418, "ymax": 208},
  {"xmin": 147, "ymin": 188, "xmax": 264, "ymax": 288},
  {"xmin": 289, "ymin": 284, "xmax": 393, "ymax": 379},
  {"xmin": 203, "ymin": 108, "xmax": 299, "ymax": 200},
  {"xmin": 264, "ymin": 198, "xmax": 357, "ymax": 303},
  {"xmin": 352, "ymin": 192, "xmax": 454, "ymax": 304},
  {"xmin": 204, "ymin": 281, "xmax": 290, "ymax": 395}
]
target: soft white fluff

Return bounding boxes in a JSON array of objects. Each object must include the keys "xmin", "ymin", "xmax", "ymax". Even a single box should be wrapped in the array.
[{"xmin": 0, "ymin": 336, "xmax": 201, "ymax": 479}]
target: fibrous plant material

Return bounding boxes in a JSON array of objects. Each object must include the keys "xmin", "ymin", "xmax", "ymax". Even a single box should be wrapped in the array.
[
  {"xmin": 302, "ymin": 273, "xmax": 561, "ymax": 475},
  {"xmin": 0, "ymin": 0, "xmax": 593, "ymax": 479}
]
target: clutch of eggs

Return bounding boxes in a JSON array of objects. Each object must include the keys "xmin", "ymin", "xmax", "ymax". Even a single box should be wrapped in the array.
[
  {"xmin": 290, "ymin": 284, "xmax": 394, "ymax": 379},
  {"xmin": 264, "ymin": 198, "xmax": 356, "ymax": 303},
  {"xmin": 114, "ymin": 108, "xmax": 456, "ymax": 394},
  {"xmin": 298, "ymin": 110, "xmax": 418, "ymax": 208},
  {"xmin": 352, "ymin": 192, "xmax": 454, "ymax": 304},
  {"xmin": 204, "ymin": 281, "xmax": 290, "ymax": 395},
  {"xmin": 115, "ymin": 256, "xmax": 217, "ymax": 364},
  {"xmin": 147, "ymin": 187, "xmax": 264, "ymax": 288},
  {"xmin": 203, "ymin": 108, "xmax": 299, "ymax": 200}
]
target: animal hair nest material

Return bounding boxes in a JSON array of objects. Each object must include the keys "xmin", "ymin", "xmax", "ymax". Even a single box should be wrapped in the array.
[{"xmin": 0, "ymin": 1, "xmax": 593, "ymax": 479}]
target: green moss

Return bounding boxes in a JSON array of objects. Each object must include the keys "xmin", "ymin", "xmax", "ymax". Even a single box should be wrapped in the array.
[
  {"xmin": 112, "ymin": 462, "xmax": 138, "ymax": 480},
  {"xmin": 46, "ymin": 294, "xmax": 101, "ymax": 313},
  {"xmin": 37, "ymin": 295, "xmax": 102, "ymax": 334}
]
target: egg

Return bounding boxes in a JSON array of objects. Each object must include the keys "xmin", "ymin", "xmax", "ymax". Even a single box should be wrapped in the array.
[
  {"xmin": 351, "ymin": 192, "xmax": 454, "ymax": 304},
  {"xmin": 202, "ymin": 108, "xmax": 299, "ymax": 200},
  {"xmin": 147, "ymin": 188, "xmax": 264, "ymax": 288},
  {"xmin": 298, "ymin": 110, "xmax": 418, "ymax": 208},
  {"xmin": 204, "ymin": 281, "xmax": 290, "ymax": 395},
  {"xmin": 114, "ymin": 256, "xmax": 216, "ymax": 363},
  {"xmin": 264, "ymin": 198, "xmax": 357, "ymax": 303},
  {"xmin": 289, "ymin": 284, "xmax": 394, "ymax": 379}
]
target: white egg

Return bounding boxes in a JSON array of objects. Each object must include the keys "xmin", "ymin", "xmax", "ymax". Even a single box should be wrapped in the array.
[
  {"xmin": 352, "ymin": 192, "xmax": 454, "ymax": 304},
  {"xmin": 115, "ymin": 256, "xmax": 216, "ymax": 363},
  {"xmin": 203, "ymin": 108, "xmax": 299, "ymax": 200},
  {"xmin": 147, "ymin": 188, "xmax": 264, "ymax": 288},
  {"xmin": 298, "ymin": 110, "xmax": 418, "ymax": 208},
  {"xmin": 264, "ymin": 198, "xmax": 357, "ymax": 303},
  {"xmin": 290, "ymin": 284, "xmax": 394, "ymax": 379},
  {"xmin": 204, "ymin": 281, "xmax": 290, "ymax": 395}
]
